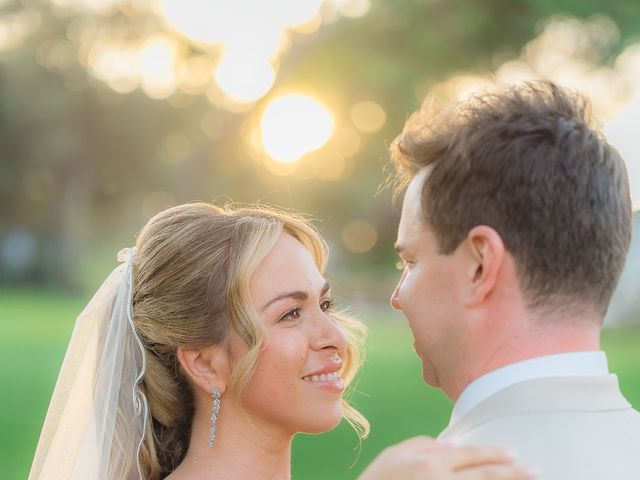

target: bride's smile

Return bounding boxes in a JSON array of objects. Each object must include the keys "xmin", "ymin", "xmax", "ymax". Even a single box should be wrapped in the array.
[{"xmin": 301, "ymin": 359, "xmax": 345, "ymax": 393}]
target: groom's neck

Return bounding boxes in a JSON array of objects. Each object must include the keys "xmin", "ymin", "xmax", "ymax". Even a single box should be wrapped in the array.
[{"xmin": 449, "ymin": 307, "xmax": 603, "ymax": 401}]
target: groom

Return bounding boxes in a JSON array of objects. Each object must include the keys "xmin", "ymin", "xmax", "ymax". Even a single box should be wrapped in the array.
[{"xmin": 389, "ymin": 81, "xmax": 640, "ymax": 479}]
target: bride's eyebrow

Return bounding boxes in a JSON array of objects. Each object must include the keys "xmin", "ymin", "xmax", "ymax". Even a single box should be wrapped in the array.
[{"xmin": 259, "ymin": 281, "xmax": 331, "ymax": 312}]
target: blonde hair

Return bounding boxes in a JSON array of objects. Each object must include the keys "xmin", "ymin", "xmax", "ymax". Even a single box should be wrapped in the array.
[{"xmin": 126, "ymin": 202, "xmax": 368, "ymax": 479}]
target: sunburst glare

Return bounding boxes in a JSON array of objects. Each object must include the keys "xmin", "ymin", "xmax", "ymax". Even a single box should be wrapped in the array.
[{"xmin": 259, "ymin": 94, "xmax": 334, "ymax": 163}]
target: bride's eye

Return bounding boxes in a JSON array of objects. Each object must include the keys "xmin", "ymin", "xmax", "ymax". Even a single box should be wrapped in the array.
[
  {"xmin": 320, "ymin": 299, "xmax": 334, "ymax": 312},
  {"xmin": 280, "ymin": 307, "xmax": 301, "ymax": 322}
]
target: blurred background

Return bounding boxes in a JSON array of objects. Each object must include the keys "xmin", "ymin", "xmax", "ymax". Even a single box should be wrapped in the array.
[{"xmin": 1, "ymin": 0, "xmax": 639, "ymax": 478}]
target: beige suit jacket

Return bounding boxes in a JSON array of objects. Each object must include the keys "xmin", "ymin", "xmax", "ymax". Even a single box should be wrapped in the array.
[{"xmin": 439, "ymin": 375, "xmax": 640, "ymax": 480}]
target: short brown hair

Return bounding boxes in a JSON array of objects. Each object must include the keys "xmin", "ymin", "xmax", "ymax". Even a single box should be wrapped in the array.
[{"xmin": 390, "ymin": 81, "xmax": 632, "ymax": 315}]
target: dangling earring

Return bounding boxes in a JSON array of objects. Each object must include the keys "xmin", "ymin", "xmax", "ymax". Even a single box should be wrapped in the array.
[{"xmin": 209, "ymin": 386, "xmax": 221, "ymax": 447}]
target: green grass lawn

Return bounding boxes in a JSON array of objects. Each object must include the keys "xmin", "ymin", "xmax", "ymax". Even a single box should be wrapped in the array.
[{"xmin": 2, "ymin": 289, "xmax": 639, "ymax": 480}]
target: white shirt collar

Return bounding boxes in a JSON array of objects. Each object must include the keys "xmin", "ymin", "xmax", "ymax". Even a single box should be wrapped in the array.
[{"xmin": 450, "ymin": 351, "xmax": 609, "ymax": 425}]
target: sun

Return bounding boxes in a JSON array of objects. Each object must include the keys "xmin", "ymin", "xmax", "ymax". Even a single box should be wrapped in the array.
[{"xmin": 259, "ymin": 94, "xmax": 334, "ymax": 163}]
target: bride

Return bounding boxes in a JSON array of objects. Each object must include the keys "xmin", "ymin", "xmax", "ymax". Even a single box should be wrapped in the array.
[{"xmin": 29, "ymin": 202, "xmax": 534, "ymax": 480}]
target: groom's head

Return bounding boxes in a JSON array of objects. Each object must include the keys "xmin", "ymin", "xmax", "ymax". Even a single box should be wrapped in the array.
[{"xmin": 389, "ymin": 81, "xmax": 632, "ymax": 399}]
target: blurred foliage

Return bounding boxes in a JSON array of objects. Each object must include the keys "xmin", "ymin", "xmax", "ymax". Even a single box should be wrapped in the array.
[{"xmin": 1, "ymin": 0, "xmax": 640, "ymax": 290}]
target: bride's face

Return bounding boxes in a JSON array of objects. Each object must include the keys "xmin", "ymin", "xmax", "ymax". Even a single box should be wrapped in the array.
[{"xmin": 242, "ymin": 232, "xmax": 347, "ymax": 436}]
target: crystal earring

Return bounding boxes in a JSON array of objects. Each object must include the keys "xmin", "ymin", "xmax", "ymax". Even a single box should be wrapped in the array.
[{"xmin": 209, "ymin": 386, "xmax": 221, "ymax": 447}]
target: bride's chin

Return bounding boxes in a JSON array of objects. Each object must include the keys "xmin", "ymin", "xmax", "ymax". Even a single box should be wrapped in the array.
[{"xmin": 297, "ymin": 407, "xmax": 344, "ymax": 434}]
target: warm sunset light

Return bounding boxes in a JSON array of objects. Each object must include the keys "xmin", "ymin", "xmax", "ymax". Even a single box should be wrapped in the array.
[
  {"xmin": 213, "ymin": 52, "xmax": 276, "ymax": 103},
  {"xmin": 79, "ymin": 0, "xmax": 368, "ymax": 103},
  {"xmin": 161, "ymin": 0, "xmax": 228, "ymax": 45},
  {"xmin": 341, "ymin": 219, "xmax": 378, "ymax": 253},
  {"xmin": 137, "ymin": 36, "xmax": 177, "ymax": 99},
  {"xmin": 259, "ymin": 94, "xmax": 334, "ymax": 163},
  {"xmin": 350, "ymin": 100, "xmax": 387, "ymax": 133},
  {"xmin": 161, "ymin": 0, "xmax": 323, "ymax": 46},
  {"xmin": 161, "ymin": 0, "xmax": 325, "ymax": 103}
]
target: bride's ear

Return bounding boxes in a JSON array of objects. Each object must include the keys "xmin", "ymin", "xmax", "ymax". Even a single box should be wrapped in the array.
[{"xmin": 176, "ymin": 344, "xmax": 230, "ymax": 396}]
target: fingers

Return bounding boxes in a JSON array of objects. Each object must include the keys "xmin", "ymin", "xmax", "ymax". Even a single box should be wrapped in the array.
[
  {"xmin": 382, "ymin": 435, "xmax": 439, "ymax": 453},
  {"xmin": 394, "ymin": 435, "xmax": 438, "ymax": 449},
  {"xmin": 356, "ymin": 436, "xmax": 441, "ymax": 480},
  {"xmin": 436, "ymin": 445, "xmax": 514, "ymax": 471},
  {"xmin": 456, "ymin": 464, "xmax": 538, "ymax": 480},
  {"xmin": 357, "ymin": 438, "xmax": 538, "ymax": 480}
]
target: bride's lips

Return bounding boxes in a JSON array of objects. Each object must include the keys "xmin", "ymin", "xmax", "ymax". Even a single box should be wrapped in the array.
[{"xmin": 301, "ymin": 361, "xmax": 345, "ymax": 393}]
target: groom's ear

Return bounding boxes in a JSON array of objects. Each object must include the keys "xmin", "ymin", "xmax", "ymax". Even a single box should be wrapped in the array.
[
  {"xmin": 176, "ymin": 344, "xmax": 230, "ymax": 396},
  {"xmin": 463, "ymin": 225, "xmax": 505, "ymax": 307}
]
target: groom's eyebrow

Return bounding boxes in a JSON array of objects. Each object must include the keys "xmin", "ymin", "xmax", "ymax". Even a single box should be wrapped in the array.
[{"xmin": 259, "ymin": 281, "xmax": 331, "ymax": 312}]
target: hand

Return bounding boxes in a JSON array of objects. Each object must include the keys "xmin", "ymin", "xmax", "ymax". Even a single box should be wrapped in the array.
[{"xmin": 357, "ymin": 436, "xmax": 537, "ymax": 480}]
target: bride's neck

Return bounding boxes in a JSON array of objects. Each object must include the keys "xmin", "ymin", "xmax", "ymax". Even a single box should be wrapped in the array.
[{"xmin": 173, "ymin": 400, "xmax": 293, "ymax": 480}]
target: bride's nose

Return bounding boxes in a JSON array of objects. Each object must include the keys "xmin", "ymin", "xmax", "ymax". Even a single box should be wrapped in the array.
[{"xmin": 310, "ymin": 312, "xmax": 347, "ymax": 352}]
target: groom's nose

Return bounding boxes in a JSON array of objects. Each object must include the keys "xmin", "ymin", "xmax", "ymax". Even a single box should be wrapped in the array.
[
  {"xmin": 390, "ymin": 284, "xmax": 402, "ymax": 310},
  {"xmin": 390, "ymin": 268, "xmax": 407, "ymax": 310}
]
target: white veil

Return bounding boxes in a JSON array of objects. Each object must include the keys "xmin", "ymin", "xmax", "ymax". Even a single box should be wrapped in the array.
[{"xmin": 29, "ymin": 248, "xmax": 150, "ymax": 480}]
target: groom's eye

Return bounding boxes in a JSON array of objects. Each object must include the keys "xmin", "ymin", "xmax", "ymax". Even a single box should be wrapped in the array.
[
  {"xmin": 396, "ymin": 258, "xmax": 416, "ymax": 270},
  {"xmin": 396, "ymin": 259, "xmax": 414, "ymax": 270}
]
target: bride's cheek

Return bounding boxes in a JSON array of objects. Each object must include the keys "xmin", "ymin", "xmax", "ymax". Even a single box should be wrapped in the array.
[{"xmin": 256, "ymin": 333, "xmax": 307, "ymax": 387}]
